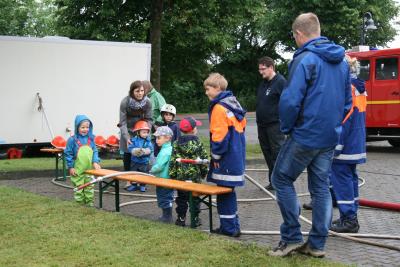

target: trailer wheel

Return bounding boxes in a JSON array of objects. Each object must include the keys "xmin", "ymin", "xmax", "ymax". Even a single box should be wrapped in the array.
[{"xmin": 388, "ymin": 140, "xmax": 400, "ymax": 147}]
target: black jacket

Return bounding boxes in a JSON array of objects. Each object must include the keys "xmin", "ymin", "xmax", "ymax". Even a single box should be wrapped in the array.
[{"xmin": 256, "ymin": 73, "xmax": 286, "ymax": 126}]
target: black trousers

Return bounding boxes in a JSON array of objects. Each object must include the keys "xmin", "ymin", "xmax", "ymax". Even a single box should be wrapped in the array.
[
  {"xmin": 175, "ymin": 190, "xmax": 200, "ymax": 217},
  {"xmin": 257, "ymin": 122, "xmax": 285, "ymax": 183},
  {"xmin": 123, "ymin": 152, "xmax": 131, "ymax": 171}
]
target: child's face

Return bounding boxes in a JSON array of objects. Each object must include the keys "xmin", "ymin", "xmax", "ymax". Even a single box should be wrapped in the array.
[
  {"xmin": 133, "ymin": 86, "xmax": 145, "ymax": 100},
  {"xmin": 204, "ymin": 85, "xmax": 222, "ymax": 100},
  {"xmin": 138, "ymin": 129, "xmax": 149, "ymax": 138},
  {"xmin": 78, "ymin": 121, "xmax": 90, "ymax": 136},
  {"xmin": 163, "ymin": 112, "xmax": 174, "ymax": 123},
  {"xmin": 155, "ymin": 135, "xmax": 171, "ymax": 147}
]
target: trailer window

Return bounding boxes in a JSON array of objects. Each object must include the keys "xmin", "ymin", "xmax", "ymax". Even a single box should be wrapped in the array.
[
  {"xmin": 375, "ymin": 58, "xmax": 398, "ymax": 80},
  {"xmin": 358, "ymin": 60, "xmax": 370, "ymax": 81}
]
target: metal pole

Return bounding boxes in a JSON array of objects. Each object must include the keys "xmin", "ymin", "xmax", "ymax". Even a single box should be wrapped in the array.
[{"xmin": 360, "ymin": 16, "xmax": 365, "ymax": 45}]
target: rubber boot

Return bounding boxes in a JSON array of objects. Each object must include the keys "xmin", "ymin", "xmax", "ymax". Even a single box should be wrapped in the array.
[{"xmin": 159, "ymin": 207, "xmax": 173, "ymax": 223}]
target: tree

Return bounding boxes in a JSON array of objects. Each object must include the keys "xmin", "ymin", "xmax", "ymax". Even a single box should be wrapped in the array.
[{"xmin": 0, "ymin": 0, "xmax": 57, "ymax": 37}]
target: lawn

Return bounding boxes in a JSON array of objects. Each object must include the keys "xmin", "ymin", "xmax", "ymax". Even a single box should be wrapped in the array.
[{"xmin": 0, "ymin": 186, "xmax": 345, "ymax": 267}]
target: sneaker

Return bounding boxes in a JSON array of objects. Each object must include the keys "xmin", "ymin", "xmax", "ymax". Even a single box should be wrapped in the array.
[
  {"xmin": 126, "ymin": 184, "xmax": 138, "ymax": 192},
  {"xmin": 302, "ymin": 202, "xmax": 312, "ymax": 210},
  {"xmin": 212, "ymin": 227, "xmax": 241, "ymax": 238},
  {"xmin": 268, "ymin": 241, "xmax": 303, "ymax": 257},
  {"xmin": 193, "ymin": 217, "xmax": 202, "ymax": 227},
  {"xmin": 298, "ymin": 242, "xmax": 326, "ymax": 258},
  {"xmin": 330, "ymin": 218, "xmax": 359, "ymax": 233},
  {"xmin": 331, "ymin": 218, "xmax": 341, "ymax": 226},
  {"xmin": 175, "ymin": 216, "xmax": 186, "ymax": 227},
  {"xmin": 264, "ymin": 183, "xmax": 274, "ymax": 191},
  {"xmin": 139, "ymin": 185, "xmax": 147, "ymax": 192}
]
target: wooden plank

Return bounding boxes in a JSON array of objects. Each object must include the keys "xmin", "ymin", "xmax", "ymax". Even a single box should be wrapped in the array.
[
  {"xmin": 86, "ymin": 169, "xmax": 232, "ymax": 195},
  {"xmin": 40, "ymin": 148, "xmax": 64, "ymax": 154}
]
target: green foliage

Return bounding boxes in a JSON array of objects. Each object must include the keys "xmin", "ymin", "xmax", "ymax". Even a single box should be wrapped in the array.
[{"xmin": 0, "ymin": 0, "xmax": 57, "ymax": 36}]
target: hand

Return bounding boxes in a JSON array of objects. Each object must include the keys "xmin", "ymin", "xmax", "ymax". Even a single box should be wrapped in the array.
[
  {"xmin": 131, "ymin": 148, "xmax": 141, "ymax": 156},
  {"xmin": 127, "ymin": 139, "xmax": 132, "ymax": 146},
  {"xmin": 142, "ymin": 148, "xmax": 151, "ymax": 155},
  {"xmin": 69, "ymin": 168, "xmax": 77, "ymax": 176},
  {"xmin": 93, "ymin": 162, "xmax": 101, "ymax": 170}
]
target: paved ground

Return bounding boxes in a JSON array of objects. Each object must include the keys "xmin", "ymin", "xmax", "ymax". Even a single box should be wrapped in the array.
[{"xmin": 1, "ymin": 141, "xmax": 399, "ymax": 266}]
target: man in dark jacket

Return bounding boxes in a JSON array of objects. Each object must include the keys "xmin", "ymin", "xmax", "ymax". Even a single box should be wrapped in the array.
[
  {"xmin": 256, "ymin": 56, "xmax": 286, "ymax": 190},
  {"xmin": 269, "ymin": 13, "xmax": 352, "ymax": 258}
]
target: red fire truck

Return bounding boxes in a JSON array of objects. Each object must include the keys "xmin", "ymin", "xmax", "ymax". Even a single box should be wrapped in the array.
[{"xmin": 347, "ymin": 48, "xmax": 400, "ymax": 147}]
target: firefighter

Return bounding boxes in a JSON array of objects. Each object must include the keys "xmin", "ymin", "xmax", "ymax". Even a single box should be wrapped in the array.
[{"xmin": 330, "ymin": 55, "xmax": 367, "ymax": 233}]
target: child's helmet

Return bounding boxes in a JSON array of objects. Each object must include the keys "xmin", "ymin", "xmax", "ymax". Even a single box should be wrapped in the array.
[
  {"xmin": 51, "ymin": 136, "xmax": 67, "ymax": 149},
  {"xmin": 133, "ymin": 120, "xmax": 150, "ymax": 132},
  {"xmin": 94, "ymin": 135, "xmax": 106, "ymax": 147},
  {"xmin": 160, "ymin": 104, "xmax": 176, "ymax": 116},
  {"xmin": 106, "ymin": 135, "xmax": 119, "ymax": 147}
]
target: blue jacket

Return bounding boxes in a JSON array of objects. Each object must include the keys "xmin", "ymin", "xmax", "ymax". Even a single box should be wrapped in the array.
[
  {"xmin": 150, "ymin": 142, "xmax": 172, "ymax": 178},
  {"xmin": 127, "ymin": 135, "xmax": 153, "ymax": 164},
  {"xmin": 334, "ymin": 76, "xmax": 367, "ymax": 164},
  {"xmin": 65, "ymin": 115, "xmax": 100, "ymax": 169},
  {"xmin": 207, "ymin": 91, "xmax": 247, "ymax": 187},
  {"xmin": 280, "ymin": 37, "xmax": 352, "ymax": 148}
]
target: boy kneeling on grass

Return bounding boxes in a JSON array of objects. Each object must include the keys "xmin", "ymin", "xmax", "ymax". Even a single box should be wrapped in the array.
[
  {"xmin": 169, "ymin": 116, "xmax": 208, "ymax": 227},
  {"xmin": 65, "ymin": 115, "xmax": 101, "ymax": 206}
]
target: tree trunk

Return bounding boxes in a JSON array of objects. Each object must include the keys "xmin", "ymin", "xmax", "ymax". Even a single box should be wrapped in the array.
[{"xmin": 150, "ymin": 0, "xmax": 163, "ymax": 90}]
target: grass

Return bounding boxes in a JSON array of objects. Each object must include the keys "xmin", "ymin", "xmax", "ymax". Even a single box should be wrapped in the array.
[{"xmin": 0, "ymin": 186, "xmax": 345, "ymax": 267}]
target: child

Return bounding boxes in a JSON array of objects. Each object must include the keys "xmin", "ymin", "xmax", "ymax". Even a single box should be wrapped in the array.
[
  {"xmin": 65, "ymin": 115, "xmax": 101, "ymax": 206},
  {"xmin": 169, "ymin": 117, "xmax": 208, "ymax": 227},
  {"xmin": 153, "ymin": 104, "xmax": 180, "ymax": 156},
  {"xmin": 150, "ymin": 126, "xmax": 174, "ymax": 223},
  {"xmin": 126, "ymin": 120, "xmax": 153, "ymax": 192},
  {"xmin": 204, "ymin": 73, "xmax": 246, "ymax": 237}
]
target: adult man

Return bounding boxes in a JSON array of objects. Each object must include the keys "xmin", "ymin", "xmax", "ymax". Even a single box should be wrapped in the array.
[
  {"xmin": 142, "ymin": 80, "xmax": 166, "ymax": 126},
  {"xmin": 269, "ymin": 13, "xmax": 352, "ymax": 257},
  {"xmin": 256, "ymin": 57, "xmax": 286, "ymax": 190}
]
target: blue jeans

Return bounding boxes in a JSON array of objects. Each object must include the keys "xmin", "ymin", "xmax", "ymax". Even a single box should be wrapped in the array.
[{"xmin": 271, "ymin": 137, "xmax": 334, "ymax": 250}]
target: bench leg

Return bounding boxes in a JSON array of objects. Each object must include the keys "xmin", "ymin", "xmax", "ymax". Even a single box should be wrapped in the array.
[
  {"xmin": 99, "ymin": 181, "xmax": 103, "ymax": 209},
  {"xmin": 54, "ymin": 154, "xmax": 59, "ymax": 180},
  {"xmin": 115, "ymin": 179, "xmax": 120, "ymax": 212},
  {"xmin": 62, "ymin": 153, "xmax": 67, "ymax": 180},
  {"xmin": 189, "ymin": 192, "xmax": 195, "ymax": 228},
  {"xmin": 208, "ymin": 195, "xmax": 213, "ymax": 232}
]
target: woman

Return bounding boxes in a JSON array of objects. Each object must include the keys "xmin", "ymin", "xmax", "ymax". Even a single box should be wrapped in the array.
[{"xmin": 119, "ymin": 80, "xmax": 153, "ymax": 183}]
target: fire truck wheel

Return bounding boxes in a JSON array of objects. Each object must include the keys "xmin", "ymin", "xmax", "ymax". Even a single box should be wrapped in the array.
[{"xmin": 388, "ymin": 140, "xmax": 400, "ymax": 148}]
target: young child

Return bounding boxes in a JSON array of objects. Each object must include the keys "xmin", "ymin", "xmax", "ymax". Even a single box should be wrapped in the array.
[
  {"xmin": 204, "ymin": 73, "xmax": 246, "ymax": 237},
  {"xmin": 150, "ymin": 126, "xmax": 174, "ymax": 223},
  {"xmin": 169, "ymin": 117, "xmax": 208, "ymax": 227},
  {"xmin": 65, "ymin": 115, "xmax": 101, "ymax": 206},
  {"xmin": 153, "ymin": 104, "xmax": 180, "ymax": 156},
  {"xmin": 126, "ymin": 120, "xmax": 153, "ymax": 192}
]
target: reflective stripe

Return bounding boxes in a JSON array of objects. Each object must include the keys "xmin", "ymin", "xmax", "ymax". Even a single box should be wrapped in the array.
[
  {"xmin": 335, "ymin": 153, "xmax": 366, "ymax": 160},
  {"xmin": 354, "ymin": 197, "xmax": 359, "ymax": 201},
  {"xmin": 211, "ymin": 153, "xmax": 221, "ymax": 160},
  {"xmin": 335, "ymin": 144, "xmax": 344, "ymax": 150},
  {"xmin": 337, "ymin": 200, "xmax": 355, "ymax": 204},
  {"xmin": 219, "ymin": 214, "xmax": 236, "ymax": 219},
  {"xmin": 367, "ymin": 100, "xmax": 400, "ymax": 105},
  {"xmin": 212, "ymin": 173, "xmax": 244, "ymax": 182}
]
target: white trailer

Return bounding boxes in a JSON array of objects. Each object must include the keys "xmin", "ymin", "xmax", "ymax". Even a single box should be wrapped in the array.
[{"xmin": 0, "ymin": 36, "xmax": 151, "ymax": 149}]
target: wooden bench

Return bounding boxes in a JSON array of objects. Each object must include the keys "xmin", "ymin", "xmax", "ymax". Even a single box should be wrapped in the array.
[
  {"xmin": 40, "ymin": 148, "xmax": 67, "ymax": 181},
  {"xmin": 85, "ymin": 169, "xmax": 232, "ymax": 231}
]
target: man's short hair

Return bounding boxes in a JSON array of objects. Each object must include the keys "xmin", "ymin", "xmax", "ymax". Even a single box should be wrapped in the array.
[
  {"xmin": 142, "ymin": 80, "xmax": 153, "ymax": 94},
  {"xmin": 258, "ymin": 56, "xmax": 275, "ymax": 69},
  {"xmin": 292, "ymin": 12, "xmax": 320, "ymax": 38},
  {"xmin": 203, "ymin": 73, "xmax": 228, "ymax": 90}
]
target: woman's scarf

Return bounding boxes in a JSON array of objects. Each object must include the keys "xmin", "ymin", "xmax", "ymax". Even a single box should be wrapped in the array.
[{"xmin": 128, "ymin": 96, "xmax": 148, "ymax": 110}]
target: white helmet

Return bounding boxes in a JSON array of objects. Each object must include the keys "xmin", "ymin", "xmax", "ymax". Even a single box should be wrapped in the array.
[{"xmin": 160, "ymin": 104, "xmax": 176, "ymax": 116}]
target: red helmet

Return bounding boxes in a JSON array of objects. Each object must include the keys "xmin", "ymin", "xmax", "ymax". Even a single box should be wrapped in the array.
[
  {"xmin": 94, "ymin": 135, "xmax": 106, "ymax": 147},
  {"xmin": 133, "ymin": 120, "xmax": 150, "ymax": 132},
  {"xmin": 51, "ymin": 136, "xmax": 67, "ymax": 149},
  {"xmin": 106, "ymin": 135, "xmax": 119, "ymax": 146}
]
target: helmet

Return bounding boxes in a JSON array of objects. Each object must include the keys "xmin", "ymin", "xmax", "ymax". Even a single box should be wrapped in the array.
[
  {"xmin": 153, "ymin": 126, "xmax": 174, "ymax": 137},
  {"xmin": 160, "ymin": 104, "xmax": 176, "ymax": 116},
  {"xmin": 106, "ymin": 135, "xmax": 119, "ymax": 146},
  {"xmin": 133, "ymin": 120, "xmax": 150, "ymax": 132},
  {"xmin": 51, "ymin": 136, "xmax": 67, "ymax": 149},
  {"xmin": 94, "ymin": 135, "xmax": 106, "ymax": 147}
]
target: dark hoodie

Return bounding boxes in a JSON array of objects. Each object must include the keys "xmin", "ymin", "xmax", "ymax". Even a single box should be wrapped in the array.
[
  {"xmin": 280, "ymin": 36, "xmax": 353, "ymax": 149},
  {"xmin": 207, "ymin": 91, "xmax": 247, "ymax": 187}
]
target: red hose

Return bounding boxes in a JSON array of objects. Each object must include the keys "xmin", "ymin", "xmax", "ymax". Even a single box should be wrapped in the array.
[{"xmin": 359, "ymin": 198, "xmax": 400, "ymax": 211}]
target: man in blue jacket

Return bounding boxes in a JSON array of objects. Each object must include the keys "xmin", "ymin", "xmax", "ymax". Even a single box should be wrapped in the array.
[{"xmin": 269, "ymin": 13, "xmax": 352, "ymax": 258}]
